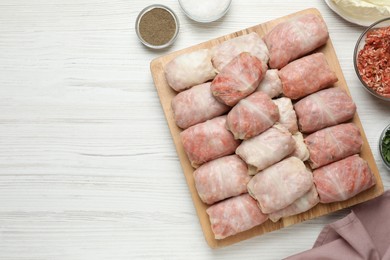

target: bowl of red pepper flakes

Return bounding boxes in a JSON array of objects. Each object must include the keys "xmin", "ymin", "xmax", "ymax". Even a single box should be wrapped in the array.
[{"xmin": 354, "ymin": 17, "xmax": 390, "ymax": 101}]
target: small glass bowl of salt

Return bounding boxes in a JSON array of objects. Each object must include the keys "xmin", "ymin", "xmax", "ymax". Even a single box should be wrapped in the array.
[{"xmin": 178, "ymin": 0, "xmax": 232, "ymax": 23}]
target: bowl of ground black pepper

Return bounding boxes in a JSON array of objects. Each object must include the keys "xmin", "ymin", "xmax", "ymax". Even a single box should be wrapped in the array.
[{"xmin": 136, "ymin": 4, "xmax": 179, "ymax": 49}]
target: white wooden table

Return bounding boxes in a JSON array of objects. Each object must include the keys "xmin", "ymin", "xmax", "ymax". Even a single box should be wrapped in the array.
[{"xmin": 0, "ymin": 1, "xmax": 389, "ymax": 259}]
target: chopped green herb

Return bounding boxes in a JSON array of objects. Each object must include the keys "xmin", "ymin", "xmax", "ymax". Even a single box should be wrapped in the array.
[{"xmin": 382, "ymin": 129, "xmax": 390, "ymax": 164}]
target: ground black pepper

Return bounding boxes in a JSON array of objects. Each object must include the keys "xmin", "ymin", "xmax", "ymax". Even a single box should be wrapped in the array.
[{"xmin": 139, "ymin": 8, "xmax": 176, "ymax": 46}]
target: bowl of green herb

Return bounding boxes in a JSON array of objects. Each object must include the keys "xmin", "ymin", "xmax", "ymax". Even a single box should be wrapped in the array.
[{"xmin": 379, "ymin": 123, "xmax": 390, "ymax": 170}]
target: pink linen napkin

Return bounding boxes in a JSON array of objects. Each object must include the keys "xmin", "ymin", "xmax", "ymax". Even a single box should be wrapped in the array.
[{"xmin": 285, "ymin": 190, "xmax": 390, "ymax": 260}]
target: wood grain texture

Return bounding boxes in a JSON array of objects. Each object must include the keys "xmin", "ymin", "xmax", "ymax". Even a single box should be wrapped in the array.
[
  {"xmin": 151, "ymin": 8, "xmax": 384, "ymax": 248},
  {"xmin": 0, "ymin": 0, "xmax": 389, "ymax": 259}
]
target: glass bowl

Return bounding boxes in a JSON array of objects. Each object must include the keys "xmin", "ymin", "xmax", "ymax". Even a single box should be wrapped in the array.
[
  {"xmin": 135, "ymin": 4, "xmax": 179, "ymax": 49},
  {"xmin": 178, "ymin": 0, "xmax": 232, "ymax": 23},
  {"xmin": 379, "ymin": 123, "xmax": 390, "ymax": 170},
  {"xmin": 353, "ymin": 17, "xmax": 390, "ymax": 101}
]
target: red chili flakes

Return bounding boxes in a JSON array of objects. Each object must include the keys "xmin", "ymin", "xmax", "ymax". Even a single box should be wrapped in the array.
[{"xmin": 357, "ymin": 26, "xmax": 390, "ymax": 98}]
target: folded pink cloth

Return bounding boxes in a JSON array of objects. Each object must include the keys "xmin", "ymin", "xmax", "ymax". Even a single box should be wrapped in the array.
[{"xmin": 285, "ymin": 190, "xmax": 390, "ymax": 260}]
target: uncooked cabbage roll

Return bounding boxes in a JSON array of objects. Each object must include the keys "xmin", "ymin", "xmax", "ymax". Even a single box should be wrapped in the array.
[
  {"xmin": 292, "ymin": 132, "xmax": 309, "ymax": 161},
  {"xmin": 181, "ymin": 116, "xmax": 240, "ymax": 168},
  {"xmin": 165, "ymin": 49, "xmax": 217, "ymax": 92},
  {"xmin": 272, "ymin": 97, "xmax": 298, "ymax": 134},
  {"xmin": 212, "ymin": 32, "xmax": 269, "ymax": 72},
  {"xmin": 172, "ymin": 82, "xmax": 230, "ymax": 129},
  {"xmin": 305, "ymin": 123, "xmax": 363, "ymax": 169},
  {"xmin": 211, "ymin": 52, "xmax": 265, "ymax": 106},
  {"xmin": 226, "ymin": 92, "xmax": 279, "ymax": 140},
  {"xmin": 264, "ymin": 13, "xmax": 329, "ymax": 69},
  {"xmin": 193, "ymin": 155, "xmax": 251, "ymax": 205},
  {"xmin": 278, "ymin": 53, "xmax": 338, "ymax": 100},
  {"xmin": 294, "ymin": 87, "xmax": 356, "ymax": 134},
  {"xmin": 269, "ymin": 185, "xmax": 319, "ymax": 222},
  {"xmin": 206, "ymin": 194, "xmax": 268, "ymax": 239},
  {"xmin": 236, "ymin": 124, "xmax": 295, "ymax": 175},
  {"xmin": 247, "ymin": 157, "xmax": 313, "ymax": 214},
  {"xmin": 313, "ymin": 155, "xmax": 376, "ymax": 203},
  {"xmin": 255, "ymin": 69, "xmax": 283, "ymax": 98}
]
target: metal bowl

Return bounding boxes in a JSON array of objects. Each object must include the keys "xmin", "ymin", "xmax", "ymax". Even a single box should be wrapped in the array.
[
  {"xmin": 353, "ymin": 17, "xmax": 390, "ymax": 101},
  {"xmin": 135, "ymin": 4, "xmax": 179, "ymax": 49},
  {"xmin": 379, "ymin": 123, "xmax": 390, "ymax": 170}
]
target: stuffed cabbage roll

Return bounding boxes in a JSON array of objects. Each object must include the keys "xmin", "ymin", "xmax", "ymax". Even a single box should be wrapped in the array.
[
  {"xmin": 172, "ymin": 82, "xmax": 230, "ymax": 129},
  {"xmin": 292, "ymin": 132, "xmax": 310, "ymax": 161},
  {"xmin": 211, "ymin": 52, "xmax": 265, "ymax": 106},
  {"xmin": 294, "ymin": 87, "xmax": 357, "ymax": 134},
  {"xmin": 305, "ymin": 123, "xmax": 363, "ymax": 169},
  {"xmin": 212, "ymin": 32, "xmax": 269, "ymax": 72},
  {"xmin": 206, "ymin": 193, "xmax": 268, "ymax": 239},
  {"xmin": 193, "ymin": 155, "xmax": 251, "ymax": 205},
  {"xmin": 313, "ymin": 155, "xmax": 376, "ymax": 203},
  {"xmin": 226, "ymin": 92, "xmax": 279, "ymax": 140},
  {"xmin": 236, "ymin": 124, "xmax": 295, "ymax": 175},
  {"xmin": 269, "ymin": 185, "xmax": 319, "ymax": 222},
  {"xmin": 181, "ymin": 116, "xmax": 241, "ymax": 168},
  {"xmin": 263, "ymin": 13, "xmax": 329, "ymax": 69},
  {"xmin": 273, "ymin": 97, "xmax": 298, "ymax": 134},
  {"xmin": 165, "ymin": 49, "xmax": 217, "ymax": 92},
  {"xmin": 279, "ymin": 53, "xmax": 338, "ymax": 100},
  {"xmin": 255, "ymin": 69, "xmax": 283, "ymax": 98},
  {"xmin": 247, "ymin": 157, "xmax": 313, "ymax": 214}
]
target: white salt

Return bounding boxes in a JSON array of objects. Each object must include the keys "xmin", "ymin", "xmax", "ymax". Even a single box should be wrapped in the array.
[{"xmin": 179, "ymin": 0, "xmax": 231, "ymax": 22}]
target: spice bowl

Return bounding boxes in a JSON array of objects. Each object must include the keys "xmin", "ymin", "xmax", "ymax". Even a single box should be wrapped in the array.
[
  {"xmin": 178, "ymin": 0, "xmax": 232, "ymax": 23},
  {"xmin": 379, "ymin": 123, "xmax": 390, "ymax": 170},
  {"xmin": 353, "ymin": 17, "xmax": 390, "ymax": 101},
  {"xmin": 136, "ymin": 4, "xmax": 179, "ymax": 49}
]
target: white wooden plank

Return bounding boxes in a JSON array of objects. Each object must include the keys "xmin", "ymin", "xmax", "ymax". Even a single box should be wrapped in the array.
[{"xmin": 0, "ymin": 0, "xmax": 389, "ymax": 259}]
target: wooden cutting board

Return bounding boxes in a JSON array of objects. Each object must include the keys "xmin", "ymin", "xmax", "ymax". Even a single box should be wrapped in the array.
[{"xmin": 150, "ymin": 8, "xmax": 384, "ymax": 248}]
